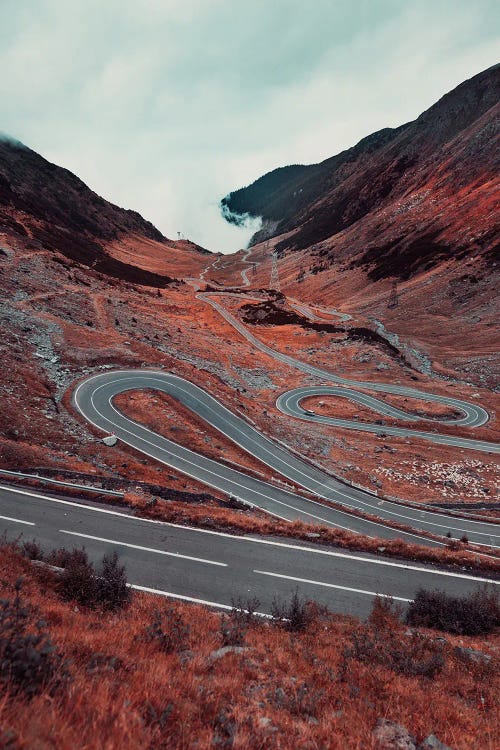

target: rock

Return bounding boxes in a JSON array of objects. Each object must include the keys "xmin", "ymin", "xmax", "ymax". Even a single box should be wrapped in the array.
[
  {"xmin": 376, "ymin": 362, "xmax": 390, "ymax": 371},
  {"xmin": 418, "ymin": 734, "xmax": 455, "ymax": 750},
  {"xmin": 102, "ymin": 434, "xmax": 118, "ymax": 446},
  {"xmin": 373, "ymin": 718, "xmax": 416, "ymax": 749},
  {"xmin": 257, "ymin": 717, "xmax": 278, "ymax": 732},
  {"xmin": 274, "ymin": 687, "xmax": 286, "ymax": 703},
  {"xmin": 453, "ymin": 646, "xmax": 491, "ymax": 664},
  {"xmin": 208, "ymin": 646, "xmax": 250, "ymax": 662},
  {"xmin": 178, "ymin": 649, "xmax": 195, "ymax": 664},
  {"xmin": 31, "ymin": 560, "xmax": 64, "ymax": 577}
]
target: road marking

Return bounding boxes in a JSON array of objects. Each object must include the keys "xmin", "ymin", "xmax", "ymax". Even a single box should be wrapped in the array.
[
  {"xmin": 0, "ymin": 513, "xmax": 35, "ymax": 526},
  {"xmin": 81, "ymin": 373, "xmax": 462, "ymax": 544},
  {"xmin": 2, "ymin": 486, "xmax": 497, "ymax": 584},
  {"xmin": 203, "ymin": 295, "xmax": 493, "ymax": 436},
  {"xmin": 130, "ymin": 583, "xmax": 272, "ymax": 617},
  {"xmin": 59, "ymin": 529, "xmax": 228, "ymax": 566},
  {"xmin": 254, "ymin": 570, "xmax": 412, "ymax": 602}
]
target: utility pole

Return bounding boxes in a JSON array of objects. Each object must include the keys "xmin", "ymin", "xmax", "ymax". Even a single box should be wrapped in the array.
[
  {"xmin": 177, "ymin": 231, "xmax": 181, "ymax": 241},
  {"xmin": 270, "ymin": 252, "xmax": 281, "ymax": 292},
  {"xmin": 388, "ymin": 279, "xmax": 399, "ymax": 309}
]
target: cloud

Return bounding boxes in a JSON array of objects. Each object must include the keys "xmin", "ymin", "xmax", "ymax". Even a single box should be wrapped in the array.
[{"xmin": 0, "ymin": 0, "xmax": 498, "ymax": 252}]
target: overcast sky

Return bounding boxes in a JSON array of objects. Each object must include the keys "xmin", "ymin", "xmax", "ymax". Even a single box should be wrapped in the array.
[{"xmin": 1, "ymin": 1, "xmax": 498, "ymax": 253}]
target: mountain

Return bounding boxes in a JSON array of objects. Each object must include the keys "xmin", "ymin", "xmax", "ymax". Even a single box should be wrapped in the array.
[
  {"xmin": 0, "ymin": 136, "xmax": 210, "ymax": 286},
  {"xmin": 221, "ymin": 64, "xmax": 499, "ymax": 281}
]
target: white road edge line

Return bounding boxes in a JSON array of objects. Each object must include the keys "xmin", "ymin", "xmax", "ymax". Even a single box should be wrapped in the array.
[
  {"xmin": 58, "ymin": 529, "xmax": 228, "ymax": 567},
  {"xmin": 76, "ymin": 370, "xmax": 499, "ymax": 543},
  {"xmin": 254, "ymin": 570, "xmax": 412, "ymax": 602},
  {"xmin": 129, "ymin": 583, "xmax": 273, "ymax": 617}
]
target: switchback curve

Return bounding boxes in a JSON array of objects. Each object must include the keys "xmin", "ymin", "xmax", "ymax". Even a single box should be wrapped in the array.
[{"xmin": 73, "ymin": 369, "xmax": 500, "ymax": 548}]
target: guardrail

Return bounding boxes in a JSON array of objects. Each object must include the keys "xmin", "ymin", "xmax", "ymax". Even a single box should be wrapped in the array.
[{"xmin": 0, "ymin": 469, "xmax": 125, "ymax": 497}]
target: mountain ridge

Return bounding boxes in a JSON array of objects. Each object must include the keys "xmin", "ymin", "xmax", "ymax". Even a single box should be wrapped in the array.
[
  {"xmin": 221, "ymin": 63, "xmax": 500, "ymax": 279},
  {"xmin": 0, "ymin": 136, "xmax": 210, "ymax": 287}
]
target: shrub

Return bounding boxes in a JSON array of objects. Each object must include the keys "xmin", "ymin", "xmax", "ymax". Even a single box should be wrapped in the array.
[
  {"xmin": 21, "ymin": 540, "xmax": 45, "ymax": 561},
  {"xmin": 340, "ymin": 595, "xmax": 446, "ymax": 680},
  {"xmin": 345, "ymin": 627, "xmax": 446, "ymax": 679},
  {"xmin": 271, "ymin": 588, "xmax": 316, "ymax": 632},
  {"xmin": 58, "ymin": 549, "xmax": 98, "ymax": 607},
  {"xmin": 0, "ymin": 579, "xmax": 70, "ymax": 697},
  {"xmin": 220, "ymin": 597, "xmax": 262, "ymax": 647},
  {"xmin": 368, "ymin": 595, "xmax": 402, "ymax": 631},
  {"xmin": 406, "ymin": 587, "xmax": 500, "ymax": 636},
  {"xmin": 56, "ymin": 548, "xmax": 130, "ymax": 611},
  {"xmin": 145, "ymin": 607, "xmax": 190, "ymax": 653},
  {"xmin": 95, "ymin": 552, "xmax": 131, "ymax": 610}
]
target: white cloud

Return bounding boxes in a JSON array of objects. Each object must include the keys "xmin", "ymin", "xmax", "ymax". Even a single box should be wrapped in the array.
[{"xmin": 0, "ymin": 0, "xmax": 498, "ymax": 252}]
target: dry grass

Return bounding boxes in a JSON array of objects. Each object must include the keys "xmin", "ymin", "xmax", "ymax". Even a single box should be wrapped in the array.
[{"xmin": 0, "ymin": 544, "xmax": 498, "ymax": 749}]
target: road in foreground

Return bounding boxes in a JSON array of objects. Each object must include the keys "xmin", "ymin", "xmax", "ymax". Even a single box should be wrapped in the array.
[{"xmin": 0, "ymin": 485, "xmax": 497, "ymax": 619}]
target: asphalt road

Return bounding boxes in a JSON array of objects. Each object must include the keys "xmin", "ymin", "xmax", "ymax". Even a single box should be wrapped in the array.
[
  {"xmin": 288, "ymin": 298, "xmax": 352, "ymax": 323},
  {"xmin": 200, "ymin": 294, "xmax": 498, "ymax": 453},
  {"xmin": 0, "ymin": 485, "xmax": 497, "ymax": 619},
  {"xmin": 73, "ymin": 370, "xmax": 500, "ymax": 548}
]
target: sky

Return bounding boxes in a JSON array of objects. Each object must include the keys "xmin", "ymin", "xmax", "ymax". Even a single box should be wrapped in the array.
[{"xmin": 1, "ymin": 1, "xmax": 498, "ymax": 253}]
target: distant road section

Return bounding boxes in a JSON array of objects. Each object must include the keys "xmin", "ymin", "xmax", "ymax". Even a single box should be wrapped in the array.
[{"xmin": 199, "ymin": 294, "xmax": 497, "ymax": 452}]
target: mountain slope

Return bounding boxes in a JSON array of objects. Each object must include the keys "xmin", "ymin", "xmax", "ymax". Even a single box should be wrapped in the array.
[
  {"xmin": 0, "ymin": 137, "xmax": 210, "ymax": 286},
  {"xmin": 221, "ymin": 64, "xmax": 499, "ymax": 281}
]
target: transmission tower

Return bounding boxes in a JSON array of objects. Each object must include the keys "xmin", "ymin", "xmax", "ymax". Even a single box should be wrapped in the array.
[
  {"xmin": 387, "ymin": 280, "xmax": 399, "ymax": 309},
  {"xmin": 270, "ymin": 252, "xmax": 281, "ymax": 292}
]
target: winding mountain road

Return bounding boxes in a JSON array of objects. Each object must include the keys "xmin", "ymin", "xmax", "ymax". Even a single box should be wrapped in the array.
[
  {"xmin": 1, "ymin": 260, "xmax": 499, "ymax": 619},
  {"xmin": 73, "ymin": 369, "xmax": 500, "ymax": 548},
  {"xmin": 200, "ymin": 294, "xmax": 497, "ymax": 452}
]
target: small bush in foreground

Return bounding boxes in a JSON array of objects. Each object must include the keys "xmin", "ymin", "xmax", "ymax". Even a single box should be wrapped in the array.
[
  {"xmin": 340, "ymin": 596, "xmax": 447, "ymax": 680},
  {"xmin": 51, "ymin": 548, "xmax": 131, "ymax": 611},
  {"xmin": 95, "ymin": 551, "xmax": 131, "ymax": 611},
  {"xmin": 271, "ymin": 588, "xmax": 317, "ymax": 632},
  {"xmin": 58, "ymin": 548, "xmax": 97, "ymax": 607},
  {"xmin": 406, "ymin": 587, "xmax": 500, "ymax": 636},
  {"xmin": 0, "ymin": 580, "xmax": 70, "ymax": 697},
  {"xmin": 220, "ymin": 597, "xmax": 262, "ymax": 646},
  {"xmin": 145, "ymin": 607, "xmax": 190, "ymax": 653}
]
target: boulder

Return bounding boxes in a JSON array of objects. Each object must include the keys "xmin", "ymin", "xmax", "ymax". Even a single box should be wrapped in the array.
[
  {"xmin": 418, "ymin": 734, "xmax": 455, "ymax": 750},
  {"xmin": 102, "ymin": 434, "xmax": 118, "ymax": 447},
  {"xmin": 373, "ymin": 719, "xmax": 416, "ymax": 749},
  {"xmin": 208, "ymin": 646, "xmax": 250, "ymax": 662},
  {"xmin": 453, "ymin": 646, "xmax": 491, "ymax": 664}
]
